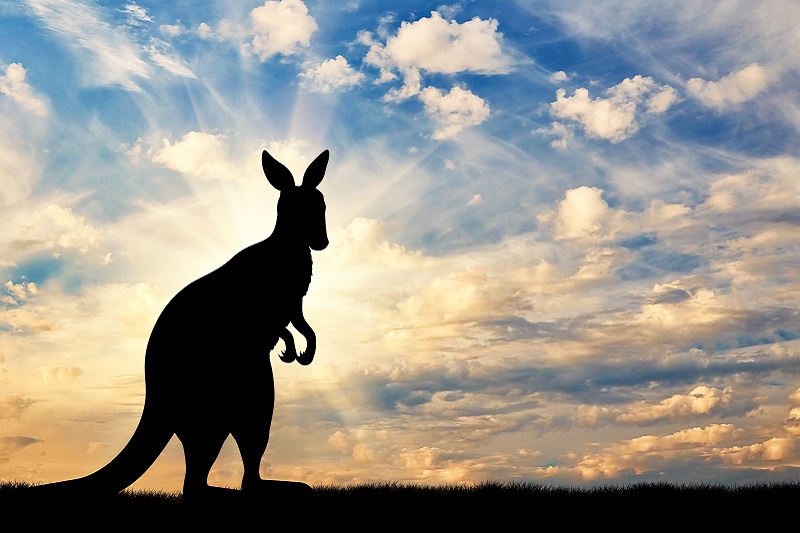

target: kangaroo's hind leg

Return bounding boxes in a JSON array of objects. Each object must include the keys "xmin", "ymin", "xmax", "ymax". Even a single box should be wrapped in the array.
[
  {"xmin": 178, "ymin": 428, "xmax": 229, "ymax": 499},
  {"xmin": 233, "ymin": 363, "xmax": 312, "ymax": 498},
  {"xmin": 233, "ymin": 356, "xmax": 275, "ymax": 493}
]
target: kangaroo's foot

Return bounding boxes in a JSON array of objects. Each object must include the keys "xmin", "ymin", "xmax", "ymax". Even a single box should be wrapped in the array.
[
  {"xmin": 241, "ymin": 478, "xmax": 314, "ymax": 499},
  {"xmin": 182, "ymin": 484, "xmax": 243, "ymax": 505}
]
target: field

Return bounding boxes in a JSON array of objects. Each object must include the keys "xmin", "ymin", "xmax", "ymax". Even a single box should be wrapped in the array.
[{"xmin": 3, "ymin": 480, "xmax": 797, "ymax": 528}]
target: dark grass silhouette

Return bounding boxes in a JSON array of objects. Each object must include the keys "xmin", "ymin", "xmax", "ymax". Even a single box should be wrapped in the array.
[
  {"xmin": 25, "ymin": 149, "xmax": 330, "ymax": 501},
  {"xmin": 4, "ymin": 480, "xmax": 798, "ymax": 527}
]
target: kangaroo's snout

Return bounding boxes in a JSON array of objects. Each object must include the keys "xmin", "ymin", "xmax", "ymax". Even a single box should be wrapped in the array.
[{"xmin": 310, "ymin": 237, "xmax": 329, "ymax": 251}]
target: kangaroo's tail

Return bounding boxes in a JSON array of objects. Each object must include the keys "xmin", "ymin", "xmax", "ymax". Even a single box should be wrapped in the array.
[{"xmin": 31, "ymin": 400, "xmax": 172, "ymax": 496}]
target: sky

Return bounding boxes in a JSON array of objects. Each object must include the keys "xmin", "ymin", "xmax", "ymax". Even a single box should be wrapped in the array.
[{"xmin": 1, "ymin": 0, "xmax": 800, "ymax": 492}]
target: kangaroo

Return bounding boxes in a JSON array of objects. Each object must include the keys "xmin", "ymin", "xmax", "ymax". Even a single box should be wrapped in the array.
[{"xmin": 32, "ymin": 149, "xmax": 330, "ymax": 499}]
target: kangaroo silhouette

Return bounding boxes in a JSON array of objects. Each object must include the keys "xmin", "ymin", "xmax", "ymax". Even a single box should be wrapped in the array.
[{"xmin": 33, "ymin": 149, "xmax": 330, "ymax": 499}]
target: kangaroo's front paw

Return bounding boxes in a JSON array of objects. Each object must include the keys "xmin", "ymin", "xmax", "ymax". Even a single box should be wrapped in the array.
[
  {"xmin": 279, "ymin": 350, "xmax": 297, "ymax": 363},
  {"xmin": 296, "ymin": 349, "xmax": 315, "ymax": 366}
]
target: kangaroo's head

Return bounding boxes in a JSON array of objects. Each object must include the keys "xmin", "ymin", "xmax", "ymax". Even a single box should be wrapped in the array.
[{"xmin": 262, "ymin": 149, "xmax": 329, "ymax": 251}]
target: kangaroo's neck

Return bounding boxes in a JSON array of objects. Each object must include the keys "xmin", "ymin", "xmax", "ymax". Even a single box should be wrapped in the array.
[
  {"xmin": 265, "ymin": 227, "xmax": 308, "ymax": 252},
  {"xmin": 254, "ymin": 228, "xmax": 313, "ymax": 296}
]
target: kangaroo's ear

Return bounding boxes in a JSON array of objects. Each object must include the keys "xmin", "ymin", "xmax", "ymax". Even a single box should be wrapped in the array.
[
  {"xmin": 262, "ymin": 150, "xmax": 295, "ymax": 191},
  {"xmin": 301, "ymin": 150, "xmax": 329, "ymax": 190}
]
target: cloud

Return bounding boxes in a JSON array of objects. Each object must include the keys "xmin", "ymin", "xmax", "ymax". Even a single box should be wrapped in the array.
[
  {"xmin": 707, "ymin": 157, "xmax": 800, "ymax": 214},
  {"xmin": 151, "ymin": 131, "xmax": 243, "ymax": 181},
  {"xmin": 687, "ymin": 63, "xmax": 776, "ymax": 110},
  {"xmin": 159, "ymin": 24, "xmax": 184, "ymax": 37},
  {"xmin": 376, "ymin": 268, "xmax": 510, "ymax": 355},
  {"xmin": 718, "ymin": 437, "xmax": 796, "ymax": 464},
  {"xmin": 576, "ymin": 386, "xmax": 753, "ymax": 427},
  {"xmin": 627, "ymin": 281, "xmax": 790, "ymax": 351},
  {"xmin": 196, "ymin": 22, "xmax": 213, "ymax": 39},
  {"xmin": 571, "ymin": 424, "xmax": 741, "ymax": 481},
  {"xmin": 12, "ymin": 204, "xmax": 100, "ymax": 254},
  {"xmin": 790, "ymin": 387, "xmax": 800, "ymax": 406},
  {"xmin": 249, "ymin": 0, "xmax": 318, "ymax": 61},
  {"xmin": 646, "ymin": 85, "xmax": 680, "ymax": 113},
  {"xmin": 121, "ymin": 2, "xmax": 152, "ymax": 25},
  {"xmin": 200, "ymin": 1, "xmax": 318, "ymax": 62},
  {"xmin": 533, "ymin": 121, "xmax": 574, "ymax": 150},
  {"xmin": 0, "ymin": 436, "xmax": 43, "ymax": 456},
  {"xmin": 26, "ymin": 0, "xmax": 151, "ymax": 90},
  {"xmin": 0, "ymin": 63, "xmax": 48, "ymax": 116},
  {"xmin": 39, "ymin": 366, "xmax": 84, "ymax": 384},
  {"xmin": 2, "ymin": 281, "xmax": 39, "ymax": 305},
  {"xmin": 419, "ymin": 86, "xmax": 491, "ymax": 139},
  {"xmin": 323, "ymin": 217, "xmax": 429, "ymax": 269},
  {"xmin": 362, "ymin": 10, "xmax": 514, "ymax": 106},
  {"xmin": 0, "ymin": 135, "xmax": 40, "ymax": 207},
  {"xmin": 87, "ymin": 441, "xmax": 110, "ymax": 455},
  {"xmin": 0, "ymin": 395, "xmax": 39, "ymax": 419},
  {"xmin": 373, "ymin": 11, "xmax": 515, "ymax": 76},
  {"xmin": 383, "ymin": 68, "xmax": 422, "ymax": 103},
  {"xmin": 144, "ymin": 38, "xmax": 196, "ymax": 79},
  {"xmin": 546, "ymin": 75, "xmax": 678, "ymax": 143},
  {"xmin": 299, "ymin": 56, "xmax": 364, "ymax": 93},
  {"xmin": 539, "ymin": 186, "xmax": 626, "ymax": 242},
  {"xmin": 358, "ymin": 10, "xmax": 513, "ymax": 138}
]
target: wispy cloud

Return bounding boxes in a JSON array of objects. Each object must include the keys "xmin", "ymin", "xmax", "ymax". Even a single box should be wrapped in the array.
[
  {"xmin": 144, "ymin": 38, "xmax": 196, "ymax": 79},
  {"xmin": 26, "ymin": 0, "xmax": 151, "ymax": 90}
]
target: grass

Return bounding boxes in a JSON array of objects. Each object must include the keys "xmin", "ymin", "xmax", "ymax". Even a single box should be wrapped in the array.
[{"xmin": 3, "ymin": 479, "xmax": 797, "ymax": 527}]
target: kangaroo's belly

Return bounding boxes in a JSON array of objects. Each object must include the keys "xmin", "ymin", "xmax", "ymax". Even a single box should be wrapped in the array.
[{"xmin": 143, "ymin": 282, "xmax": 290, "ymax": 396}]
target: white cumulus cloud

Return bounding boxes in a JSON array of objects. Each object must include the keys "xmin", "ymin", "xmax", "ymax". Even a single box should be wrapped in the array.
[
  {"xmin": 541, "ymin": 186, "xmax": 626, "ymax": 242},
  {"xmin": 299, "ymin": 56, "xmax": 364, "ymax": 93},
  {"xmin": 249, "ymin": 0, "xmax": 318, "ymax": 61},
  {"xmin": 11, "ymin": 204, "xmax": 100, "ymax": 254},
  {"xmin": 419, "ymin": 86, "xmax": 490, "ymax": 140},
  {"xmin": 378, "ymin": 11, "xmax": 514, "ymax": 76},
  {"xmin": 687, "ymin": 63, "xmax": 776, "ymax": 110},
  {"xmin": 0, "ymin": 63, "xmax": 48, "ymax": 116},
  {"xmin": 546, "ymin": 75, "xmax": 678, "ymax": 143},
  {"xmin": 363, "ymin": 10, "xmax": 514, "ymax": 103},
  {"xmin": 359, "ymin": 10, "xmax": 513, "ymax": 138},
  {"xmin": 152, "ymin": 131, "xmax": 242, "ymax": 181}
]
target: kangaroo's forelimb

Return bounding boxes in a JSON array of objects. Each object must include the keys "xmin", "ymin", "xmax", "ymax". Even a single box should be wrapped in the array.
[
  {"xmin": 293, "ymin": 308, "xmax": 316, "ymax": 366},
  {"xmin": 277, "ymin": 299, "xmax": 316, "ymax": 365},
  {"xmin": 278, "ymin": 328, "xmax": 298, "ymax": 363}
]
